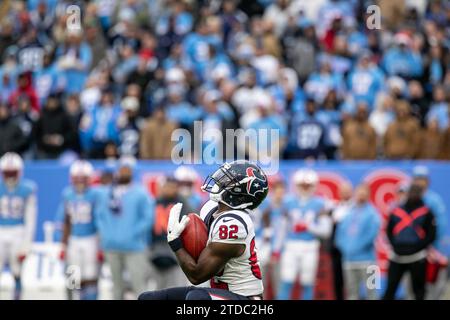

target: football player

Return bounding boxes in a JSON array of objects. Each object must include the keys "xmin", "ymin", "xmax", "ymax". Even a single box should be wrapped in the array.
[
  {"xmin": 139, "ymin": 160, "xmax": 268, "ymax": 300},
  {"xmin": 0, "ymin": 152, "xmax": 37, "ymax": 300},
  {"xmin": 58, "ymin": 160, "xmax": 100, "ymax": 300},
  {"xmin": 273, "ymin": 169, "xmax": 332, "ymax": 300},
  {"xmin": 255, "ymin": 174, "xmax": 287, "ymax": 299}
]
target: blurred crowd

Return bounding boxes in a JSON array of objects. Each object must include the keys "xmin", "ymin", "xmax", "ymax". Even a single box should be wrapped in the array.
[{"xmin": 0, "ymin": 0, "xmax": 449, "ymax": 161}]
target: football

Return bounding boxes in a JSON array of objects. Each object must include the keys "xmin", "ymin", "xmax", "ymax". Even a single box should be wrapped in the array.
[{"xmin": 180, "ymin": 213, "xmax": 208, "ymax": 261}]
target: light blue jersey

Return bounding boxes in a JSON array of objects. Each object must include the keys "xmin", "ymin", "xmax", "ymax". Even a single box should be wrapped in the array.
[
  {"xmin": 335, "ymin": 203, "xmax": 381, "ymax": 262},
  {"xmin": 423, "ymin": 190, "xmax": 447, "ymax": 250},
  {"xmin": 0, "ymin": 180, "xmax": 36, "ymax": 226},
  {"xmin": 57, "ymin": 187, "xmax": 98, "ymax": 237},
  {"xmin": 94, "ymin": 185, "xmax": 154, "ymax": 252},
  {"xmin": 256, "ymin": 199, "xmax": 285, "ymax": 245},
  {"xmin": 283, "ymin": 195, "xmax": 325, "ymax": 241},
  {"xmin": 185, "ymin": 193, "xmax": 203, "ymax": 212}
]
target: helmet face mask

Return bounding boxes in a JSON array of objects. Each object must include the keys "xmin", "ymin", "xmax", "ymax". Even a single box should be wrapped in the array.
[
  {"xmin": 0, "ymin": 152, "xmax": 23, "ymax": 189},
  {"xmin": 2, "ymin": 170, "xmax": 19, "ymax": 179},
  {"xmin": 70, "ymin": 160, "xmax": 94, "ymax": 193},
  {"xmin": 202, "ymin": 165, "xmax": 240, "ymax": 194},
  {"xmin": 71, "ymin": 175, "xmax": 90, "ymax": 192},
  {"xmin": 174, "ymin": 166, "xmax": 198, "ymax": 197},
  {"xmin": 296, "ymin": 182, "xmax": 316, "ymax": 199},
  {"xmin": 201, "ymin": 160, "xmax": 269, "ymax": 210},
  {"xmin": 2, "ymin": 170, "xmax": 20, "ymax": 188},
  {"xmin": 293, "ymin": 169, "xmax": 318, "ymax": 199}
]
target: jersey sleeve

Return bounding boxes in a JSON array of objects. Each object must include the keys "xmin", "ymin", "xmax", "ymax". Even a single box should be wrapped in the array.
[
  {"xmin": 24, "ymin": 180, "xmax": 37, "ymax": 197},
  {"xmin": 55, "ymin": 188, "xmax": 70, "ymax": 222},
  {"xmin": 210, "ymin": 214, "xmax": 249, "ymax": 245},
  {"xmin": 199, "ymin": 200, "xmax": 218, "ymax": 221}
]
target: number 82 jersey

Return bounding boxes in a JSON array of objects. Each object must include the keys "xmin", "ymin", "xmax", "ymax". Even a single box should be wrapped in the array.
[{"xmin": 205, "ymin": 206, "xmax": 263, "ymax": 297}]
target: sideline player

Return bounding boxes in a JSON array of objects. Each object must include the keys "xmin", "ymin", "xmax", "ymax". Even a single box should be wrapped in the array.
[
  {"xmin": 255, "ymin": 175, "xmax": 287, "ymax": 299},
  {"xmin": 273, "ymin": 169, "xmax": 332, "ymax": 300},
  {"xmin": 139, "ymin": 160, "xmax": 268, "ymax": 300},
  {"xmin": 58, "ymin": 160, "xmax": 100, "ymax": 300},
  {"xmin": 0, "ymin": 152, "xmax": 37, "ymax": 300},
  {"xmin": 174, "ymin": 165, "xmax": 203, "ymax": 211}
]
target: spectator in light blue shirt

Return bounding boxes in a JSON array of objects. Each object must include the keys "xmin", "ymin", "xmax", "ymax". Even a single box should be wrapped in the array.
[
  {"xmin": 165, "ymin": 84, "xmax": 201, "ymax": 128},
  {"xmin": 33, "ymin": 52, "xmax": 65, "ymax": 106},
  {"xmin": 348, "ymin": 51, "xmax": 385, "ymax": 110},
  {"xmin": 382, "ymin": 34, "xmax": 423, "ymax": 79},
  {"xmin": 248, "ymin": 97, "xmax": 287, "ymax": 160},
  {"xmin": 426, "ymin": 85, "xmax": 449, "ymax": 131},
  {"xmin": 317, "ymin": 89, "xmax": 343, "ymax": 159},
  {"xmin": 336, "ymin": 184, "xmax": 381, "ymax": 300},
  {"xmin": 79, "ymin": 89, "xmax": 121, "ymax": 158},
  {"xmin": 156, "ymin": 2, "xmax": 193, "ymax": 37},
  {"xmin": 305, "ymin": 58, "xmax": 344, "ymax": 104},
  {"xmin": 95, "ymin": 158, "xmax": 154, "ymax": 299},
  {"xmin": 56, "ymin": 29, "xmax": 92, "ymax": 94}
]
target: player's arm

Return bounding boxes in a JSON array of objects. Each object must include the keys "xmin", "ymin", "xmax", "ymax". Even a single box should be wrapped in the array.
[
  {"xmin": 174, "ymin": 242, "xmax": 244, "ymax": 285},
  {"xmin": 61, "ymin": 212, "xmax": 71, "ymax": 246},
  {"xmin": 306, "ymin": 210, "xmax": 332, "ymax": 239},
  {"xmin": 167, "ymin": 203, "xmax": 245, "ymax": 285},
  {"xmin": 271, "ymin": 210, "xmax": 289, "ymax": 257},
  {"xmin": 21, "ymin": 192, "xmax": 37, "ymax": 255}
]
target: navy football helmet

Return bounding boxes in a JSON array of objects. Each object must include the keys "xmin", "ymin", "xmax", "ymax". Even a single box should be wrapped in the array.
[{"xmin": 201, "ymin": 160, "xmax": 269, "ymax": 210}]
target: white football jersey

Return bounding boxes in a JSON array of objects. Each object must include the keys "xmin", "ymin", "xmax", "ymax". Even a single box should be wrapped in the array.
[{"xmin": 200, "ymin": 201, "xmax": 264, "ymax": 297}]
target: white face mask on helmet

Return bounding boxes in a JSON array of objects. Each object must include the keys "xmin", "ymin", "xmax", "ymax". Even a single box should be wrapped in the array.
[{"xmin": 208, "ymin": 183, "xmax": 223, "ymax": 203}]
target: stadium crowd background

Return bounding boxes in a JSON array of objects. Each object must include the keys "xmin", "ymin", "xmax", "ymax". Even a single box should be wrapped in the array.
[
  {"xmin": 0, "ymin": 0, "xmax": 449, "ymax": 301},
  {"xmin": 0, "ymin": 0, "xmax": 449, "ymax": 161}
]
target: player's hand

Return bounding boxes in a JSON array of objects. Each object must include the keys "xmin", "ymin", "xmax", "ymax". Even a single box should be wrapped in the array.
[
  {"xmin": 167, "ymin": 202, "xmax": 190, "ymax": 243},
  {"xmin": 59, "ymin": 247, "xmax": 66, "ymax": 261},
  {"xmin": 17, "ymin": 254, "xmax": 27, "ymax": 263},
  {"xmin": 271, "ymin": 252, "xmax": 281, "ymax": 262},
  {"xmin": 293, "ymin": 222, "xmax": 308, "ymax": 233},
  {"xmin": 97, "ymin": 250, "xmax": 104, "ymax": 263}
]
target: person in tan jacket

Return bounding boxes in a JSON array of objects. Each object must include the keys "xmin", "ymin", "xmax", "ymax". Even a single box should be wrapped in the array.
[
  {"xmin": 139, "ymin": 107, "xmax": 178, "ymax": 159},
  {"xmin": 419, "ymin": 118, "xmax": 444, "ymax": 159},
  {"xmin": 439, "ymin": 123, "xmax": 450, "ymax": 160},
  {"xmin": 383, "ymin": 100, "xmax": 421, "ymax": 159},
  {"xmin": 341, "ymin": 102, "xmax": 377, "ymax": 160}
]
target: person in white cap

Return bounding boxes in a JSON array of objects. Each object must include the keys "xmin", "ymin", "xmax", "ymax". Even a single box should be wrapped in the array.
[
  {"xmin": 246, "ymin": 93, "xmax": 287, "ymax": 161},
  {"xmin": 0, "ymin": 152, "xmax": 37, "ymax": 300},
  {"xmin": 173, "ymin": 165, "xmax": 203, "ymax": 212},
  {"xmin": 273, "ymin": 168, "xmax": 331, "ymax": 300},
  {"xmin": 381, "ymin": 32, "xmax": 423, "ymax": 78},
  {"xmin": 56, "ymin": 28, "xmax": 92, "ymax": 94}
]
